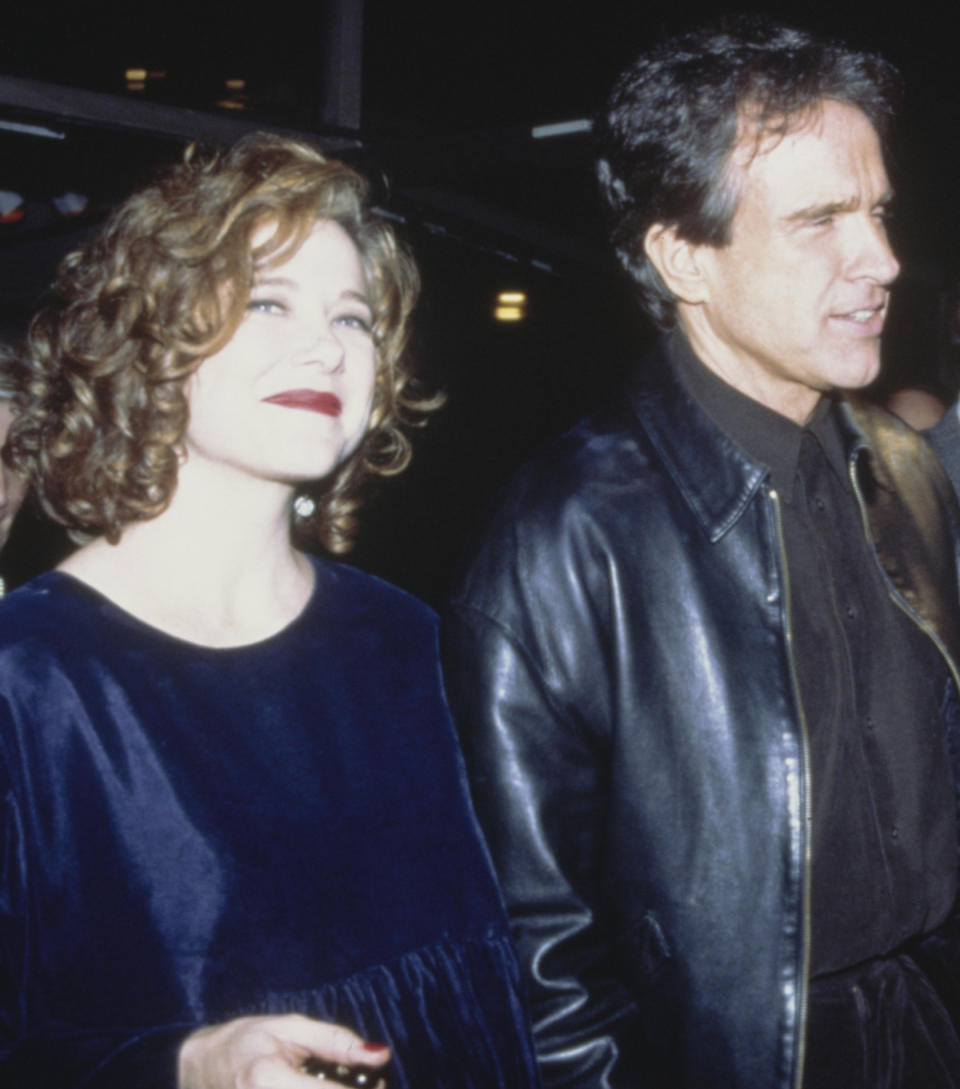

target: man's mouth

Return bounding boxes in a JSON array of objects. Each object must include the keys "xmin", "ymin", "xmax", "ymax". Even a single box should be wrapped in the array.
[
  {"xmin": 844, "ymin": 307, "xmax": 882, "ymax": 323},
  {"xmin": 830, "ymin": 300, "xmax": 887, "ymax": 334}
]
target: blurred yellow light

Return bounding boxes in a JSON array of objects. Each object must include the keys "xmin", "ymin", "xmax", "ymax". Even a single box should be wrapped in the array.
[
  {"xmin": 126, "ymin": 81, "xmax": 146, "ymax": 92},
  {"xmin": 225, "ymin": 78, "xmax": 246, "ymax": 90},
  {"xmin": 498, "ymin": 291, "xmax": 526, "ymax": 304},
  {"xmin": 125, "ymin": 68, "xmax": 147, "ymax": 81},
  {"xmin": 494, "ymin": 306, "xmax": 523, "ymax": 322},
  {"xmin": 216, "ymin": 98, "xmax": 245, "ymax": 111}
]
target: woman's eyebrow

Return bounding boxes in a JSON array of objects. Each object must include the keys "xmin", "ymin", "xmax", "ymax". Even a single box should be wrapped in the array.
[
  {"xmin": 251, "ymin": 274, "xmax": 295, "ymax": 289},
  {"xmin": 341, "ymin": 289, "xmax": 372, "ymax": 306}
]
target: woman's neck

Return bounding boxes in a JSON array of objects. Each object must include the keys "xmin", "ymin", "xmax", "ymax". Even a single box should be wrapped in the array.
[{"xmin": 58, "ymin": 462, "xmax": 317, "ymax": 648}]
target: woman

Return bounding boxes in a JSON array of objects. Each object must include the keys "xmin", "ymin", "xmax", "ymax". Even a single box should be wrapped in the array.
[
  {"xmin": 0, "ymin": 348, "xmax": 28, "ymax": 590},
  {"xmin": 0, "ymin": 134, "xmax": 539, "ymax": 1089}
]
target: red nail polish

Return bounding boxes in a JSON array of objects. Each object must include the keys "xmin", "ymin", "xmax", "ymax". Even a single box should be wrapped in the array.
[{"xmin": 361, "ymin": 1041, "xmax": 389, "ymax": 1053}]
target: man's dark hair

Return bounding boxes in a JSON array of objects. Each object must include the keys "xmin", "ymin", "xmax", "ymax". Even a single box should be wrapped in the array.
[{"xmin": 596, "ymin": 16, "xmax": 901, "ymax": 327}]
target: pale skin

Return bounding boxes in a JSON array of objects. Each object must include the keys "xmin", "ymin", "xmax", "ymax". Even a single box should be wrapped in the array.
[
  {"xmin": 179, "ymin": 1017, "xmax": 390, "ymax": 1089},
  {"xmin": 59, "ymin": 222, "xmax": 390, "ymax": 1088},
  {"xmin": 644, "ymin": 99, "xmax": 900, "ymax": 425}
]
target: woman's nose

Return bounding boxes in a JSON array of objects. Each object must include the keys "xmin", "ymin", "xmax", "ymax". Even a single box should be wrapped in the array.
[{"xmin": 301, "ymin": 324, "xmax": 345, "ymax": 374}]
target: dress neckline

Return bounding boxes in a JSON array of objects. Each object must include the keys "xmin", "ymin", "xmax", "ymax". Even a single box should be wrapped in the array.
[{"xmin": 42, "ymin": 559, "xmax": 325, "ymax": 655}]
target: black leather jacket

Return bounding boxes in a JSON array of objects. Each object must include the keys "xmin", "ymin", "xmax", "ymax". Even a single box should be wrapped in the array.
[{"xmin": 443, "ymin": 342, "xmax": 960, "ymax": 1089}]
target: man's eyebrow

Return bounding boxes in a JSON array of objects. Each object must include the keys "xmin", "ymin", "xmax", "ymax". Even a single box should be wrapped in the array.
[
  {"xmin": 786, "ymin": 197, "xmax": 858, "ymax": 223},
  {"xmin": 786, "ymin": 191, "xmax": 895, "ymax": 224}
]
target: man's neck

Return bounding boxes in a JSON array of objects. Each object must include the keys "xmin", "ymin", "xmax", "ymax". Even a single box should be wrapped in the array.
[{"xmin": 680, "ymin": 315, "xmax": 821, "ymax": 426}]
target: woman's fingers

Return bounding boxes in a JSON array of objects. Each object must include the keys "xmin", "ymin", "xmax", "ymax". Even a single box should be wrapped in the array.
[
  {"xmin": 271, "ymin": 1013, "xmax": 390, "ymax": 1063},
  {"xmin": 271, "ymin": 1015, "xmax": 390, "ymax": 1085},
  {"xmin": 178, "ymin": 1013, "xmax": 391, "ymax": 1089}
]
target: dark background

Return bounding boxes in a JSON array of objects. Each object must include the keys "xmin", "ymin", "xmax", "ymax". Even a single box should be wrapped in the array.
[{"xmin": 3, "ymin": 1, "xmax": 960, "ymax": 603}]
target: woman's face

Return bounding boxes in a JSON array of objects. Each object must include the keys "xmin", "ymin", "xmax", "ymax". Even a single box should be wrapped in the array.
[
  {"xmin": 184, "ymin": 220, "xmax": 377, "ymax": 490},
  {"xmin": 0, "ymin": 399, "xmax": 27, "ymax": 552}
]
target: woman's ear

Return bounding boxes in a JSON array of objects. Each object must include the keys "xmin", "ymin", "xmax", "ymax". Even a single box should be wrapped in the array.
[{"xmin": 643, "ymin": 223, "xmax": 710, "ymax": 306}]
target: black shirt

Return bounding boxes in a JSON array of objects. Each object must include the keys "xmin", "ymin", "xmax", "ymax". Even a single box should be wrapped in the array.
[{"xmin": 670, "ymin": 332, "xmax": 957, "ymax": 976}]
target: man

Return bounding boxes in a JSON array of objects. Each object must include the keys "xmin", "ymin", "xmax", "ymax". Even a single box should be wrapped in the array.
[
  {"xmin": 444, "ymin": 18, "xmax": 960, "ymax": 1089},
  {"xmin": 0, "ymin": 349, "xmax": 26, "ymax": 593}
]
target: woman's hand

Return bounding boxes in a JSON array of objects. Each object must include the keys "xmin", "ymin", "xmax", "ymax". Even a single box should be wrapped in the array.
[{"xmin": 178, "ymin": 1013, "xmax": 390, "ymax": 1088}]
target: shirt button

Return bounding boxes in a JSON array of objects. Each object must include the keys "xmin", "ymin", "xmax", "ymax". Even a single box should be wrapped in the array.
[
  {"xmin": 814, "ymin": 496, "xmax": 827, "ymax": 512},
  {"xmin": 845, "ymin": 604, "xmax": 857, "ymax": 620},
  {"xmin": 890, "ymin": 825, "xmax": 900, "ymax": 841}
]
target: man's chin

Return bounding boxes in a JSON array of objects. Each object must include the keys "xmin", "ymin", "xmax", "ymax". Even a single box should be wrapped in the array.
[{"xmin": 826, "ymin": 349, "xmax": 882, "ymax": 394}]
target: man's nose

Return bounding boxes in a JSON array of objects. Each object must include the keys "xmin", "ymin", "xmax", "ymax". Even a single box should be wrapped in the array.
[{"xmin": 854, "ymin": 214, "xmax": 900, "ymax": 286}]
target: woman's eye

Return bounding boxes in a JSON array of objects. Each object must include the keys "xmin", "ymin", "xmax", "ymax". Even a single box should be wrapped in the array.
[
  {"xmin": 335, "ymin": 313, "xmax": 372, "ymax": 333},
  {"xmin": 246, "ymin": 298, "xmax": 285, "ymax": 315}
]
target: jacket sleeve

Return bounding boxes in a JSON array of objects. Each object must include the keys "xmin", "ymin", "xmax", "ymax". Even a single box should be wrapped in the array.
[{"xmin": 443, "ymin": 599, "xmax": 651, "ymax": 1089}]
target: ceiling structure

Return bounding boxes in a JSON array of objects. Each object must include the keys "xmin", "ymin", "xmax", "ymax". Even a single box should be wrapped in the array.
[
  {"xmin": 3, "ymin": 1, "xmax": 960, "ymax": 292},
  {"xmin": 2, "ymin": 1, "xmax": 960, "ymax": 597}
]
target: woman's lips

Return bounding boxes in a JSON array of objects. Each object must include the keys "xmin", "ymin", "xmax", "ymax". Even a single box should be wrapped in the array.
[{"xmin": 262, "ymin": 389, "xmax": 343, "ymax": 417}]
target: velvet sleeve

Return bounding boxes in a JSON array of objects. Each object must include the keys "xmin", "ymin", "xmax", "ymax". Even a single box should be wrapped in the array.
[
  {"xmin": 0, "ymin": 689, "xmax": 192, "ymax": 1088},
  {"xmin": 0, "ymin": 718, "xmax": 27, "ymax": 1067}
]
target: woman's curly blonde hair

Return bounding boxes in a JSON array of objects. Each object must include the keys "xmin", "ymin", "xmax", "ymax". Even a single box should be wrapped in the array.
[{"xmin": 7, "ymin": 132, "xmax": 436, "ymax": 553}]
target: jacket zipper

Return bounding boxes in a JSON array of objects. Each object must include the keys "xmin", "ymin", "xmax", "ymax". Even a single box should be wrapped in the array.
[{"xmin": 769, "ymin": 487, "xmax": 812, "ymax": 1089}]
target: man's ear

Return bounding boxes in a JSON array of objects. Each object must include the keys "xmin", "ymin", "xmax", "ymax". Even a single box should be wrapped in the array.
[{"xmin": 643, "ymin": 223, "xmax": 710, "ymax": 306}]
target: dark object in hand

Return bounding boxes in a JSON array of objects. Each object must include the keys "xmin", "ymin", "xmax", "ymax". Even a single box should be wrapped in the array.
[{"xmin": 301, "ymin": 1055, "xmax": 386, "ymax": 1087}]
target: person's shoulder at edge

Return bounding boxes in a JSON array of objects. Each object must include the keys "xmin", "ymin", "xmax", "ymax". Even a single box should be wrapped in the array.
[
  {"xmin": 927, "ymin": 402, "xmax": 960, "ymax": 441},
  {"xmin": 848, "ymin": 395, "xmax": 959, "ymax": 505},
  {"xmin": 922, "ymin": 402, "xmax": 960, "ymax": 480},
  {"xmin": 0, "ymin": 569, "xmax": 81, "ymax": 645}
]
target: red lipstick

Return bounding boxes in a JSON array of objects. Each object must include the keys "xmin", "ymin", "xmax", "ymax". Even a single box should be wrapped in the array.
[{"xmin": 263, "ymin": 389, "xmax": 342, "ymax": 417}]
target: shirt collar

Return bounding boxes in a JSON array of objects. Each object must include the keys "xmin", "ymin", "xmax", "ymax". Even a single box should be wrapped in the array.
[{"xmin": 668, "ymin": 331, "xmax": 849, "ymax": 497}]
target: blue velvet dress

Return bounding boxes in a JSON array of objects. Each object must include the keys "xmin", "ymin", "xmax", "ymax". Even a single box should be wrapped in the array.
[{"xmin": 0, "ymin": 559, "xmax": 540, "ymax": 1088}]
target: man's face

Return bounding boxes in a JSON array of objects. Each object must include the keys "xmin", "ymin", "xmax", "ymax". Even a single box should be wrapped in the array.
[
  {"xmin": 683, "ymin": 99, "xmax": 899, "ymax": 424},
  {"xmin": 0, "ymin": 400, "xmax": 26, "ymax": 552}
]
